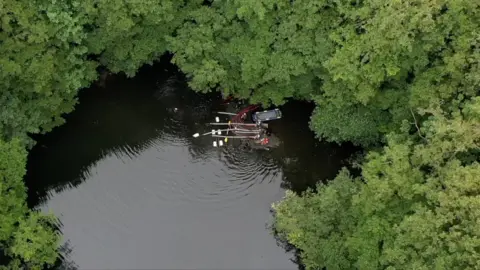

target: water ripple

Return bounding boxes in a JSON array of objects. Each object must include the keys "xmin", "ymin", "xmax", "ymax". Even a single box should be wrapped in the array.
[{"xmin": 142, "ymin": 140, "xmax": 281, "ymax": 210}]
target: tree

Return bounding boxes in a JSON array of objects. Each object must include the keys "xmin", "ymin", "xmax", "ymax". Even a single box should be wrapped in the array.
[
  {"xmin": 1, "ymin": 0, "xmax": 478, "ymax": 267},
  {"xmin": 167, "ymin": 0, "xmax": 480, "ymax": 145},
  {"xmin": 273, "ymin": 97, "xmax": 480, "ymax": 269},
  {"xmin": 79, "ymin": 0, "xmax": 202, "ymax": 76},
  {"xmin": 0, "ymin": 138, "xmax": 60, "ymax": 269},
  {"xmin": 0, "ymin": 0, "xmax": 98, "ymax": 141},
  {"xmin": 167, "ymin": 0, "xmax": 337, "ymax": 103}
]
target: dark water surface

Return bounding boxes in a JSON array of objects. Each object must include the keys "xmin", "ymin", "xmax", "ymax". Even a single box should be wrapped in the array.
[{"xmin": 26, "ymin": 62, "xmax": 355, "ymax": 269}]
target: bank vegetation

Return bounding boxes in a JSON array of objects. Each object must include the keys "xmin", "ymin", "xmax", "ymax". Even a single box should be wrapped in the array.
[{"xmin": 1, "ymin": 0, "xmax": 479, "ymax": 269}]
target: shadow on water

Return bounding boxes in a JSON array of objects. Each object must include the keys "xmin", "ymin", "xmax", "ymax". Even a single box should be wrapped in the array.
[
  {"xmin": 26, "ymin": 59, "xmax": 358, "ymax": 269},
  {"xmin": 26, "ymin": 62, "xmax": 215, "ymax": 206}
]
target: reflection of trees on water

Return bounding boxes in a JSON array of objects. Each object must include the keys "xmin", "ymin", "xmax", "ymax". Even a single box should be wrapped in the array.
[
  {"xmin": 54, "ymin": 241, "xmax": 79, "ymax": 270},
  {"xmin": 45, "ymin": 216, "xmax": 79, "ymax": 270},
  {"xmin": 262, "ymin": 101, "xmax": 358, "ymax": 193},
  {"xmin": 261, "ymin": 194, "xmax": 310, "ymax": 270},
  {"xmin": 267, "ymin": 210, "xmax": 306, "ymax": 270}
]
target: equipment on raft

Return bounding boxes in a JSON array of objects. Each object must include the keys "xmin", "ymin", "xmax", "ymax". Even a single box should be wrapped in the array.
[
  {"xmin": 192, "ymin": 104, "xmax": 281, "ymax": 148},
  {"xmin": 252, "ymin": 108, "xmax": 282, "ymax": 123}
]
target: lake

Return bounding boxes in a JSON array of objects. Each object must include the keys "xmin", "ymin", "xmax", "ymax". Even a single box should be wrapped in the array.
[{"xmin": 26, "ymin": 60, "xmax": 355, "ymax": 269}]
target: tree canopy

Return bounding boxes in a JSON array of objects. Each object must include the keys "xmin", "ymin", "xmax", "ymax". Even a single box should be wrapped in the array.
[
  {"xmin": 3, "ymin": 0, "xmax": 476, "ymax": 146},
  {"xmin": 0, "ymin": 0, "xmax": 203, "ymax": 267},
  {"xmin": 0, "ymin": 138, "xmax": 59, "ymax": 269},
  {"xmin": 0, "ymin": 0, "xmax": 98, "ymax": 141},
  {"xmin": 167, "ymin": 0, "xmax": 480, "ymax": 145},
  {"xmin": 273, "ymin": 97, "xmax": 480, "ymax": 269},
  {"xmin": 0, "ymin": 0, "xmax": 479, "ymax": 268}
]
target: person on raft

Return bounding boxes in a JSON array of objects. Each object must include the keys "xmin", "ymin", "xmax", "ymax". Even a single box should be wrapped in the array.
[{"xmin": 254, "ymin": 129, "xmax": 270, "ymax": 145}]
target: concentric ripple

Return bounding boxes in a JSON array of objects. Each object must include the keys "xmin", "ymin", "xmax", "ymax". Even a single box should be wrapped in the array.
[
  {"xmin": 135, "ymin": 141, "xmax": 282, "ymax": 211},
  {"xmin": 92, "ymin": 74, "xmax": 285, "ymax": 210},
  {"xmin": 221, "ymin": 147, "xmax": 280, "ymax": 184}
]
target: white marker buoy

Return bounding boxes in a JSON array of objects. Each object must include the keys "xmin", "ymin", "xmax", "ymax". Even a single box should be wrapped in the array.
[
  {"xmin": 213, "ymin": 141, "xmax": 217, "ymax": 147},
  {"xmin": 211, "ymin": 129, "xmax": 215, "ymax": 135},
  {"xmin": 219, "ymin": 140, "xmax": 223, "ymax": 146},
  {"xmin": 193, "ymin": 133, "xmax": 199, "ymax": 138},
  {"xmin": 217, "ymin": 129, "xmax": 221, "ymax": 135},
  {"xmin": 215, "ymin": 117, "xmax": 220, "ymax": 123}
]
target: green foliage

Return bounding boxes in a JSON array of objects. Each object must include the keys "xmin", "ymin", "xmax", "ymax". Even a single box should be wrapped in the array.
[
  {"xmin": 80, "ymin": 0, "xmax": 201, "ymax": 76},
  {"xmin": 0, "ymin": 138, "xmax": 60, "ymax": 269},
  {"xmin": 167, "ymin": 0, "xmax": 480, "ymax": 145},
  {"xmin": 0, "ymin": 0, "xmax": 98, "ymax": 140},
  {"xmin": 273, "ymin": 169, "xmax": 361, "ymax": 270},
  {"xmin": 0, "ymin": 0, "xmax": 96, "ymax": 266},
  {"xmin": 0, "ymin": 0, "xmax": 206, "ymax": 141},
  {"xmin": 167, "ymin": 0, "xmax": 334, "ymax": 104},
  {"xmin": 1, "ymin": 0, "xmax": 479, "ymax": 268},
  {"xmin": 0, "ymin": 139, "xmax": 28, "ymax": 241},
  {"xmin": 10, "ymin": 213, "xmax": 59, "ymax": 268},
  {"xmin": 0, "ymin": 0, "xmax": 207, "ymax": 266},
  {"xmin": 273, "ymin": 97, "xmax": 480, "ymax": 270},
  {"xmin": 310, "ymin": 102, "xmax": 391, "ymax": 146},
  {"xmin": 0, "ymin": 0, "xmax": 199, "ymax": 266}
]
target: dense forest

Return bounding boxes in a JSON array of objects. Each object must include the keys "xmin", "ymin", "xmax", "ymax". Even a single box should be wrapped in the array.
[{"xmin": 1, "ymin": 0, "xmax": 479, "ymax": 269}]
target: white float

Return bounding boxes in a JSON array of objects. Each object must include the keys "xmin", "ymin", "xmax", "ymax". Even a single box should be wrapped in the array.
[
  {"xmin": 213, "ymin": 141, "xmax": 217, "ymax": 147},
  {"xmin": 192, "ymin": 133, "xmax": 199, "ymax": 138},
  {"xmin": 215, "ymin": 117, "xmax": 220, "ymax": 123}
]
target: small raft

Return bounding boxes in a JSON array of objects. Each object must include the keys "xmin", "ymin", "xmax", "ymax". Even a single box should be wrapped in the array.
[{"xmin": 192, "ymin": 104, "xmax": 282, "ymax": 148}]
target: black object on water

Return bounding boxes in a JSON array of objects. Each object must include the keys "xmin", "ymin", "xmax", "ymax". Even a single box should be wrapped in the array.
[{"xmin": 252, "ymin": 109, "xmax": 282, "ymax": 123}]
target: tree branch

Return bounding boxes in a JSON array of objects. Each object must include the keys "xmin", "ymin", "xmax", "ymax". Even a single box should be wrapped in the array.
[{"xmin": 410, "ymin": 108, "xmax": 427, "ymax": 141}]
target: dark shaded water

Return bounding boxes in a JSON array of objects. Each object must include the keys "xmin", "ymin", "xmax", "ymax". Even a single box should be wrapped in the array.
[{"xmin": 26, "ymin": 61, "xmax": 355, "ymax": 269}]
